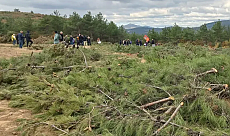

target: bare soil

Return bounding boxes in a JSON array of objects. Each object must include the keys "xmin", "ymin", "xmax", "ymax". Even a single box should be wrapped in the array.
[
  {"xmin": 0, "ymin": 100, "xmax": 32, "ymax": 136},
  {"xmin": 0, "ymin": 44, "xmax": 56, "ymax": 136},
  {"xmin": 0, "ymin": 44, "xmax": 41, "ymax": 59}
]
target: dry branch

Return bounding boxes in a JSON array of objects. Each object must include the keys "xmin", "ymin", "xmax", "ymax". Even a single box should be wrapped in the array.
[
  {"xmin": 0, "ymin": 68, "xmax": 17, "ymax": 72},
  {"xmin": 145, "ymin": 84, "xmax": 172, "ymax": 97},
  {"xmin": 31, "ymin": 66, "xmax": 46, "ymax": 69},
  {"xmin": 94, "ymin": 86, "xmax": 114, "ymax": 101},
  {"xmin": 88, "ymin": 107, "xmax": 95, "ymax": 132},
  {"xmin": 153, "ymin": 106, "xmax": 174, "ymax": 113},
  {"xmin": 140, "ymin": 97, "xmax": 174, "ymax": 109},
  {"xmin": 153, "ymin": 102, "xmax": 184, "ymax": 135},
  {"xmin": 31, "ymin": 122, "xmax": 69, "ymax": 134},
  {"xmin": 125, "ymin": 99, "xmax": 188, "ymax": 130},
  {"xmin": 164, "ymin": 106, "xmax": 175, "ymax": 115},
  {"xmin": 79, "ymin": 49, "xmax": 88, "ymax": 68},
  {"xmin": 196, "ymin": 68, "xmax": 218, "ymax": 77},
  {"xmin": 210, "ymin": 84, "xmax": 228, "ymax": 89}
]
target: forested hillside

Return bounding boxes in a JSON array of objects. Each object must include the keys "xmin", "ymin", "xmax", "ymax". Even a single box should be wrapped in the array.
[
  {"xmin": 0, "ymin": 11, "xmax": 230, "ymax": 47},
  {"xmin": 0, "ymin": 11, "xmax": 127, "ymax": 43}
]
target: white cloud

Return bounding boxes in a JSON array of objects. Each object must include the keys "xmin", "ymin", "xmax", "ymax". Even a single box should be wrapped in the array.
[{"xmin": 0, "ymin": 0, "xmax": 229, "ymax": 27}]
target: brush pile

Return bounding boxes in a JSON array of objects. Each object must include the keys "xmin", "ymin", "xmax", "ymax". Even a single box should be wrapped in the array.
[{"xmin": 0, "ymin": 43, "xmax": 230, "ymax": 136}]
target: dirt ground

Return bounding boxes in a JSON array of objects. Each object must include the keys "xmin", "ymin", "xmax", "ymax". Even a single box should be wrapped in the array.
[
  {"xmin": 0, "ymin": 44, "xmax": 41, "ymax": 59},
  {"xmin": 0, "ymin": 44, "xmax": 55, "ymax": 136},
  {"xmin": 0, "ymin": 100, "xmax": 32, "ymax": 136}
]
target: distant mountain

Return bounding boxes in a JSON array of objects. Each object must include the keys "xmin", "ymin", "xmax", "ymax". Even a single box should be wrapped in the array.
[
  {"xmin": 126, "ymin": 26, "xmax": 159, "ymax": 35},
  {"xmin": 206, "ymin": 20, "xmax": 230, "ymax": 29},
  {"xmin": 123, "ymin": 23, "xmax": 141, "ymax": 29},
  {"xmin": 125, "ymin": 20, "xmax": 230, "ymax": 35}
]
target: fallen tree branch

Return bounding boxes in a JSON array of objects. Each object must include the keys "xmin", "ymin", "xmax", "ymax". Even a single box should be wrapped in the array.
[
  {"xmin": 196, "ymin": 68, "xmax": 218, "ymax": 77},
  {"xmin": 30, "ymin": 122, "xmax": 68, "ymax": 135},
  {"xmin": 79, "ymin": 49, "xmax": 88, "ymax": 68},
  {"xmin": 210, "ymin": 84, "xmax": 228, "ymax": 90},
  {"xmin": 140, "ymin": 97, "xmax": 174, "ymax": 109},
  {"xmin": 153, "ymin": 102, "xmax": 184, "ymax": 135},
  {"xmin": 94, "ymin": 86, "xmax": 114, "ymax": 101},
  {"xmin": 31, "ymin": 66, "xmax": 46, "ymax": 69},
  {"xmin": 88, "ymin": 107, "xmax": 95, "ymax": 132},
  {"xmin": 125, "ymin": 99, "xmax": 188, "ymax": 130},
  {"xmin": 145, "ymin": 84, "xmax": 172, "ymax": 97},
  {"xmin": 153, "ymin": 106, "xmax": 175, "ymax": 113},
  {"xmin": 164, "ymin": 106, "xmax": 175, "ymax": 115},
  {"xmin": 0, "ymin": 68, "xmax": 17, "ymax": 72}
]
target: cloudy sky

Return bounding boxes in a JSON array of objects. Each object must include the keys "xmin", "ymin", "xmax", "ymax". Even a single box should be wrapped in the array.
[{"xmin": 0, "ymin": 0, "xmax": 230, "ymax": 27}]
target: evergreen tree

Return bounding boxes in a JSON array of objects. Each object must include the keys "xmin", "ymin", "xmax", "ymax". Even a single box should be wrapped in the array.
[
  {"xmin": 148, "ymin": 28, "xmax": 159, "ymax": 41},
  {"xmin": 159, "ymin": 27, "xmax": 171, "ymax": 42},
  {"xmin": 198, "ymin": 24, "xmax": 209, "ymax": 44},
  {"xmin": 212, "ymin": 21, "xmax": 224, "ymax": 42},
  {"xmin": 182, "ymin": 27, "xmax": 195, "ymax": 42},
  {"xmin": 170, "ymin": 23, "xmax": 182, "ymax": 43}
]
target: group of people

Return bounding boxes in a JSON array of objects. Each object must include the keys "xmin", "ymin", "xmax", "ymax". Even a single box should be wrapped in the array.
[
  {"xmin": 54, "ymin": 31, "xmax": 92, "ymax": 47},
  {"xmin": 119, "ymin": 39, "xmax": 132, "ymax": 46},
  {"xmin": 136, "ymin": 39, "xmax": 156, "ymax": 47},
  {"xmin": 119, "ymin": 38, "xmax": 156, "ymax": 47},
  {"xmin": 11, "ymin": 31, "xmax": 33, "ymax": 48}
]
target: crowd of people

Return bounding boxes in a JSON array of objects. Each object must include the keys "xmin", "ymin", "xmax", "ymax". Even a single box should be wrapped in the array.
[
  {"xmin": 54, "ymin": 31, "xmax": 92, "ymax": 48},
  {"xmin": 120, "ymin": 39, "xmax": 156, "ymax": 47},
  {"xmin": 11, "ymin": 31, "xmax": 33, "ymax": 48},
  {"xmin": 11, "ymin": 30, "xmax": 156, "ymax": 49}
]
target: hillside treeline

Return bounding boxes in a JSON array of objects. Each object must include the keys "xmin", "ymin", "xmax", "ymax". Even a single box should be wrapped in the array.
[
  {"xmin": 146, "ymin": 22, "xmax": 230, "ymax": 45},
  {"xmin": 0, "ymin": 10, "xmax": 230, "ymax": 45},
  {"xmin": 0, "ymin": 11, "xmax": 127, "ymax": 43}
]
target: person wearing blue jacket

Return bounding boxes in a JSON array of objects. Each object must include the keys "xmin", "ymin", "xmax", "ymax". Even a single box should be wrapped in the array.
[
  {"xmin": 25, "ymin": 31, "xmax": 33, "ymax": 47},
  {"xmin": 18, "ymin": 31, "xmax": 24, "ymax": 48}
]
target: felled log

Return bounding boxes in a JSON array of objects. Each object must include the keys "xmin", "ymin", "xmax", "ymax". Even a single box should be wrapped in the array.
[{"xmin": 140, "ymin": 96, "xmax": 174, "ymax": 109}]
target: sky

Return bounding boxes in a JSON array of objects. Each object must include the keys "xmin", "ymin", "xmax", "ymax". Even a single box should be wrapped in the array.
[{"xmin": 0, "ymin": 0, "xmax": 230, "ymax": 28}]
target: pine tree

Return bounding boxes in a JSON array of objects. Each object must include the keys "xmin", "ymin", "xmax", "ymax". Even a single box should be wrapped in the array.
[{"xmin": 212, "ymin": 21, "xmax": 224, "ymax": 42}]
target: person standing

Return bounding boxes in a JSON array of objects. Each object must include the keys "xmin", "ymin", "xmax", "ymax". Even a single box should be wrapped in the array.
[
  {"xmin": 11, "ymin": 34, "xmax": 16, "ymax": 45},
  {"xmin": 151, "ymin": 39, "xmax": 155, "ymax": 47},
  {"xmin": 16, "ymin": 33, "xmax": 19, "ymax": 45},
  {"xmin": 25, "ymin": 31, "xmax": 33, "ymax": 47},
  {"xmin": 136, "ymin": 39, "xmax": 139, "ymax": 46},
  {"xmin": 59, "ymin": 31, "xmax": 64, "ymax": 42},
  {"xmin": 54, "ymin": 31, "xmax": 60, "ymax": 44},
  {"xmin": 18, "ymin": 31, "xmax": 24, "ymax": 48},
  {"xmin": 127, "ymin": 39, "xmax": 130, "ymax": 46},
  {"xmin": 83, "ymin": 35, "xmax": 87, "ymax": 46},
  {"xmin": 69, "ymin": 35, "xmax": 73, "ymax": 45},
  {"xmin": 87, "ymin": 36, "xmax": 91, "ymax": 46},
  {"xmin": 140, "ymin": 40, "xmax": 142, "ymax": 46},
  {"xmin": 79, "ymin": 34, "xmax": 83, "ymax": 45}
]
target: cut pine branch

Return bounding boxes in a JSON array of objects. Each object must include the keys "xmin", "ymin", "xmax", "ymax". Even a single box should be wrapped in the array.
[
  {"xmin": 153, "ymin": 106, "xmax": 175, "ymax": 113},
  {"xmin": 153, "ymin": 102, "xmax": 184, "ymax": 135},
  {"xmin": 140, "ymin": 96, "xmax": 174, "ymax": 109},
  {"xmin": 125, "ymin": 99, "xmax": 189, "ymax": 130},
  {"xmin": 196, "ymin": 68, "xmax": 218, "ymax": 77},
  {"xmin": 210, "ymin": 84, "xmax": 228, "ymax": 89}
]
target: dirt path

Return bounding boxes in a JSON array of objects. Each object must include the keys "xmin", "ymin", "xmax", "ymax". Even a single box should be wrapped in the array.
[
  {"xmin": 114, "ymin": 52, "xmax": 147, "ymax": 63},
  {"xmin": 0, "ymin": 44, "xmax": 41, "ymax": 59},
  {"xmin": 0, "ymin": 100, "xmax": 32, "ymax": 136},
  {"xmin": 0, "ymin": 44, "xmax": 41, "ymax": 135}
]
